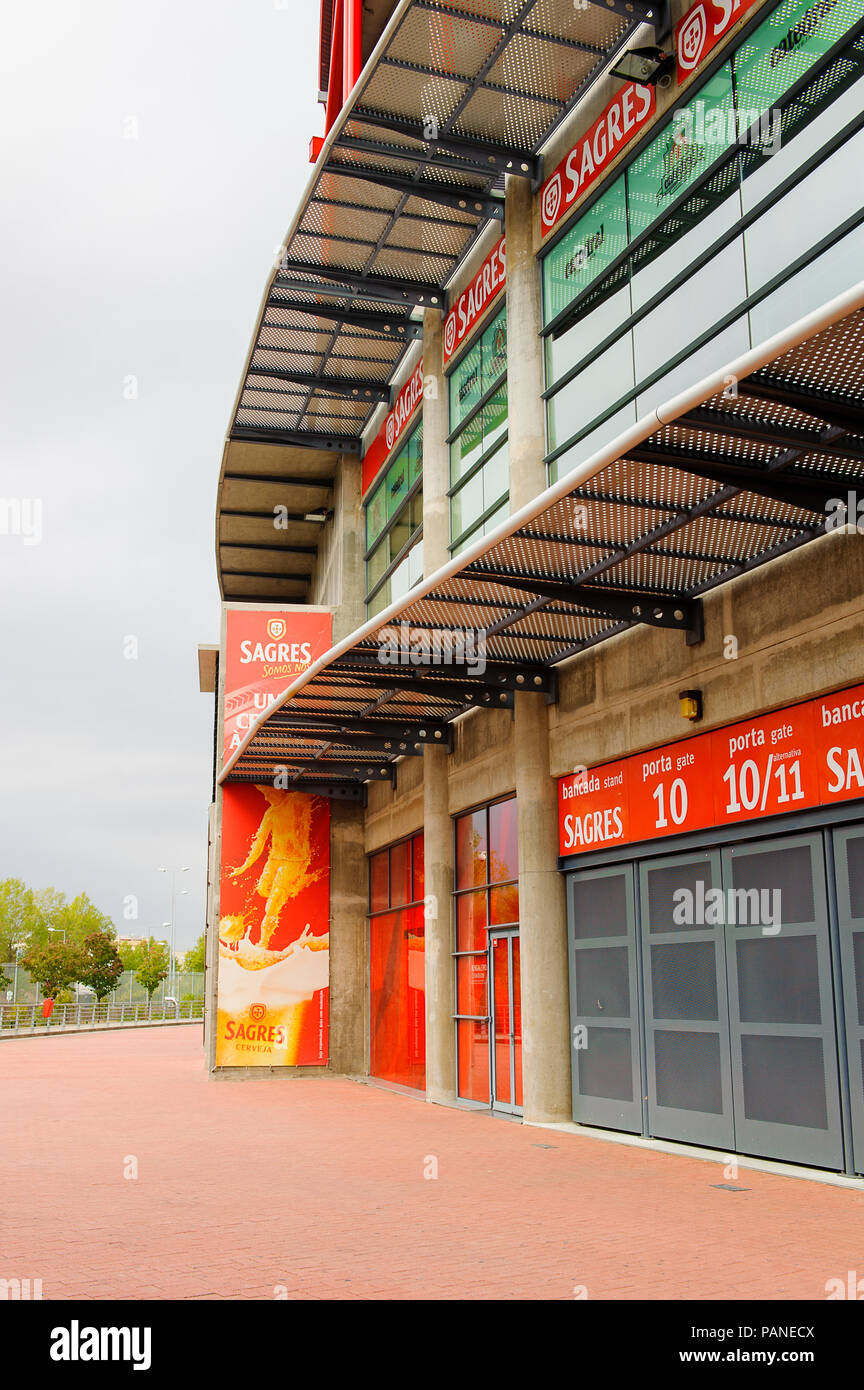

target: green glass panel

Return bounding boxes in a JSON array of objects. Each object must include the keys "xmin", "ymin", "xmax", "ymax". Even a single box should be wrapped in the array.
[
  {"xmin": 451, "ymin": 470, "xmax": 484, "ymax": 542},
  {"xmin": 483, "ymin": 382, "xmax": 508, "ymax": 451},
  {"xmin": 451, "ymin": 412, "xmax": 485, "ymax": 484},
  {"xmin": 482, "ymin": 309, "xmax": 508, "ymax": 390},
  {"xmin": 449, "ymin": 339, "xmax": 483, "ymax": 429},
  {"xmin": 627, "ymin": 64, "xmax": 735, "ymax": 241},
  {"xmin": 366, "ymin": 483, "xmax": 387, "ymax": 549},
  {"xmin": 386, "ymin": 447, "xmax": 410, "ymax": 519},
  {"xmin": 483, "ymin": 441, "xmax": 509, "ymax": 512},
  {"xmin": 408, "ymin": 423, "xmax": 423, "ymax": 484},
  {"xmin": 734, "ymin": 0, "xmax": 864, "ymax": 126},
  {"xmin": 542, "ymin": 176, "xmax": 629, "ymax": 324},
  {"xmin": 366, "ymin": 537, "xmax": 389, "ymax": 592}
]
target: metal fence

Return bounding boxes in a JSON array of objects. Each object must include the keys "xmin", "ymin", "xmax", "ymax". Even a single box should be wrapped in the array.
[
  {"xmin": 0, "ymin": 999, "xmax": 204, "ymax": 1033},
  {"xmin": 1, "ymin": 965, "xmax": 204, "ymax": 1007}
]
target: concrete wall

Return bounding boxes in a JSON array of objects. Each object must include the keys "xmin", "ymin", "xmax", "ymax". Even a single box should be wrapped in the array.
[
  {"xmin": 549, "ymin": 529, "xmax": 864, "ymax": 779},
  {"xmin": 309, "ymin": 453, "xmax": 365, "ymax": 644}
]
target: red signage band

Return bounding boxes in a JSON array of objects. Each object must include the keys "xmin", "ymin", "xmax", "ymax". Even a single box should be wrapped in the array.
[
  {"xmin": 540, "ymin": 82, "xmax": 655, "ymax": 238},
  {"xmin": 558, "ymin": 683, "xmax": 864, "ymax": 855},
  {"xmin": 676, "ymin": 0, "xmax": 762, "ymax": 85},
  {"xmin": 442, "ymin": 236, "xmax": 507, "ymax": 368},
  {"xmin": 222, "ymin": 608, "xmax": 333, "ymax": 765},
  {"xmin": 361, "ymin": 361, "xmax": 424, "ymax": 497}
]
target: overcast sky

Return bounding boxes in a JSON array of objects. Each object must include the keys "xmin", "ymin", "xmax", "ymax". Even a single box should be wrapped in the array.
[{"xmin": 0, "ymin": 0, "xmax": 320, "ymax": 953}]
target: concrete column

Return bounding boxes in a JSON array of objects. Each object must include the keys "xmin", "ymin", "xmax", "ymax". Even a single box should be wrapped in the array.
[
  {"xmin": 505, "ymin": 174, "xmax": 547, "ymax": 512},
  {"xmin": 514, "ymin": 692, "xmax": 571, "ymax": 1123},
  {"xmin": 421, "ymin": 307, "xmax": 450, "ymax": 576},
  {"xmin": 423, "ymin": 744, "xmax": 456, "ymax": 1102},
  {"xmin": 328, "ymin": 800, "xmax": 368, "ymax": 1076},
  {"xmin": 332, "ymin": 452, "xmax": 365, "ymax": 644}
]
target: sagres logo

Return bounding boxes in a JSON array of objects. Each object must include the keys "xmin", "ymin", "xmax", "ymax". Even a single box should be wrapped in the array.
[
  {"xmin": 50, "ymin": 1321, "xmax": 151, "ymax": 1372},
  {"xmin": 385, "ymin": 414, "xmax": 396, "ymax": 450},
  {"xmin": 542, "ymin": 171, "xmax": 562, "ymax": 231},
  {"xmin": 250, "ymin": 1002, "xmax": 266, "ymax": 1022},
  {"xmin": 443, "ymin": 311, "xmax": 457, "ymax": 359},
  {"xmin": 266, "ymin": 617, "xmax": 287, "ymax": 641},
  {"xmin": 678, "ymin": 3, "xmax": 707, "ymax": 72}
]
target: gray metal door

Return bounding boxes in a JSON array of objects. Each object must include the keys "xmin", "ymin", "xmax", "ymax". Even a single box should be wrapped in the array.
[
  {"xmin": 832, "ymin": 826, "xmax": 864, "ymax": 1173},
  {"xmin": 722, "ymin": 834, "xmax": 843, "ymax": 1170},
  {"xmin": 567, "ymin": 865, "xmax": 642, "ymax": 1133},
  {"xmin": 639, "ymin": 849, "xmax": 735, "ymax": 1150}
]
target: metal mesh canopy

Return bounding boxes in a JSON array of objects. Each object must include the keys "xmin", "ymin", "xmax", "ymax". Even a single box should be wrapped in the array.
[
  {"xmin": 222, "ymin": 291, "xmax": 864, "ymax": 795},
  {"xmin": 228, "ymin": 0, "xmax": 641, "ymax": 456},
  {"xmin": 218, "ymin": 0, "xmax": 647, "ymax": 600}
]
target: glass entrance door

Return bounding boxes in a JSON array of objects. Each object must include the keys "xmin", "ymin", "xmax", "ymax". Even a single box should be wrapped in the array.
[
  {"xmin": 639, "ymin": 849, "xmax": 735, "ymax": 1150},
  {"xmin": 722, "ymin": 834, "xmax": 843, "ymax": 1169},
  {"xmin": 489, "ymin": 932, "xmax": 522, "ymax": 1114}
]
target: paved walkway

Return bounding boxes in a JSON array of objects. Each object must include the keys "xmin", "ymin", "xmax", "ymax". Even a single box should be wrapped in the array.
[{"xmin": 2, "ymin": 1027, "xmax": 863, "ymax": 1300}]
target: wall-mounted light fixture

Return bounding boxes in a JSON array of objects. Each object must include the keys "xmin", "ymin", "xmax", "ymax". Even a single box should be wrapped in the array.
[
  {"xmin": 609, "ymin": 46, "xmax": 675, "ymax": 88},
  {"xmin": 679, "ymin": 689, "xmax": 703, "ymax": 722}
]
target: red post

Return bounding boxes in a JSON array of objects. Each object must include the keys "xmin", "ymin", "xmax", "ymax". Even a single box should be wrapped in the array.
[
  {"xmin": 342, "ymin": 0, "xmax": 363, "ymax": 104},
  {"xmin": 323, "ymin": 0, "xmax": 344, "ymax": 139}
]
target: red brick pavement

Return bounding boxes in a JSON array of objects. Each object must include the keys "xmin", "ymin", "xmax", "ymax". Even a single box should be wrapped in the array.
[{"xmin": 1, "ymin": 1026, "xmax": 863, "ymax": 1300}]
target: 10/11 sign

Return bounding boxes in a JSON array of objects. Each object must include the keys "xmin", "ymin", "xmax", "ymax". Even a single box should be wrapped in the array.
[{"xmin": 559, "ymin": 683, "xmax": 864, "ymax": 855}]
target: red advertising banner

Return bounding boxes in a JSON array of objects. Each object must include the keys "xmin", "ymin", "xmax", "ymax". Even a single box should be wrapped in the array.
[
  {"xmin": 216, "ymin": 783, "xmax": 330, "ymax": 1067},
  {"xmin": 442, "ymin": 235, "xmax": 506, "ymax": 367},
  {"xmin": 540, "ymin": 83, "xmax": 655, "ymax": 238},
  {"xmin": 361, "ymin": 361, "xmax": 424, "ymax": 496},
  {"xmin": 559, "ymin": 683, "xmax": 864, "ymax": 855},
  {"xmin": 216, "ymin": 605, "xmax": 334, "ymax": 1068},
  {"xmin": 676, "ymin": 0, "xmax": 762, "ymax": 84},
  {"xmin": 222, "ymin": 607, "xmax": 332, "ymax": 765}
]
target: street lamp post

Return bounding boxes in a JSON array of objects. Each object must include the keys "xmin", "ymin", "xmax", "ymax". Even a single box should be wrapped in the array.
[{"xmin": 157, "ymin": 867, "xmax": 190, "ymax": 988}]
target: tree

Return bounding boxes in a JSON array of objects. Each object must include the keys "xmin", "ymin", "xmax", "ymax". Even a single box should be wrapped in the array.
[
  {"xmin": 21, "ymin": 941, "xmax": 82, "ymax": 1000},
  {"xmin": 78, "ymin": 931, "xmax": 124, "ymax": 1001},
  {"xmin": 135, "ymin": 943, "xmax": 170, "ymax": 1000},
  {"xmin": 26, "ymin": 888, "xmax": 116, "ymax": 953},
  {"xmin": 182, "ymin": 933, "xmax": 206, "ymax": 973},
  {"xmin": 120, "ymin": 935, "xmax": 167, "ymax": 974},
  {"xmin": 0, "ymin": 878, "xmax": 40, "ymax": 964}
]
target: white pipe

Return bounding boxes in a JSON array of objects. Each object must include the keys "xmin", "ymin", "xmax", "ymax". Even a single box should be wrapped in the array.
[{"xmin": 219, "ymin": 278, "xmax": 864, "ymax": 782}]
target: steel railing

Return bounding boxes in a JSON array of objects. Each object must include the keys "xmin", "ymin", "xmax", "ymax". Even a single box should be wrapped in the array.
[{"xmin": 0, "ymin": 999, "xmax": 204, "ymax": 1033}]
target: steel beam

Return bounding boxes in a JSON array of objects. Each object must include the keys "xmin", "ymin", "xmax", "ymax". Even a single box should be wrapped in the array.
[
  {"xmin": 335, "ymin": 652, "xmax": 555, "ymax": 694},
  {"xmin": 236, "ymin": 757, "xmax": 395, "ymax": 781},
  {"xmin": 333, "ymin": 132, "xmax": 539, "ymax": 182},
  {"xmin": 738, "ymin": 374, "xmax": 864, "ymax": 435},
  {"xmin": 628, "ymin": 442, "xmax": 848, "ymax": 514},
  {"xmin": 265, "ymin": 296, "xmax": 423, "ymax": 338},
  {"xmin": 254, "ymin": 728, "xmax": 426, "ymax": 756},
  {"xmin": 240, "ymin": 366, "xmax": 390, "ymax": 401},
  {"xmin": 323, "ymin": 160, "xmax": 504, "ymax": 221},
  {"xmin": 229, "ymin": 426, "xmax": 362, "ymax": 452},
  {"xmin": 349, "ymin": 109, "xmax": 539, "ymax": 176},
  {"xmin": 225, "ymin": 773, "xmax": 366, "ymax": 801},
  {"xmin": 275, "ymin": 260, "xmax": 442, "ymax": 305},
  {"xmin": 263, "ymin": 715, "xmax": 453, "ymax": 743},
  {"xmin": 466, "ymin": 568, "xmax": 703, "ymax": 642}
]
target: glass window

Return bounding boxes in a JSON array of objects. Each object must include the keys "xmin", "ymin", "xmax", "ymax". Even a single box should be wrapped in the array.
[
  {"xmin": 364, "ymin": 422, "xmax": 423, "ymax": 615},
  {"xmin": 627, "ymin": 65, "xmax": 736, "ymax": 243},
  {"xmin": 448, "ymin": 308, "xmax": 509, "ymax": 554},
  {"xmin": 389, "ymin": 839, "xmax": 412, "ymax": 908},
  {"xmin": 734, "ymin": 0, "xmax": 864, "ymax": 125},
  {"xmin": 370, "ymin": 851, "xmax": 388, "ymax": 912},
  {"xmin": 542, "ymin": 176, "xmax": 629, "ymax": 325},
  {"xmin": 457, "ymin": 891, "xmax": 488, "ymax": 951},
  {"xmin": 456, "ymin": 810, "xmax": 487, "ymax": 888},
  {"xmin": 454, "ymin": 797, "xmax": 518, "ymax": 1105}
]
